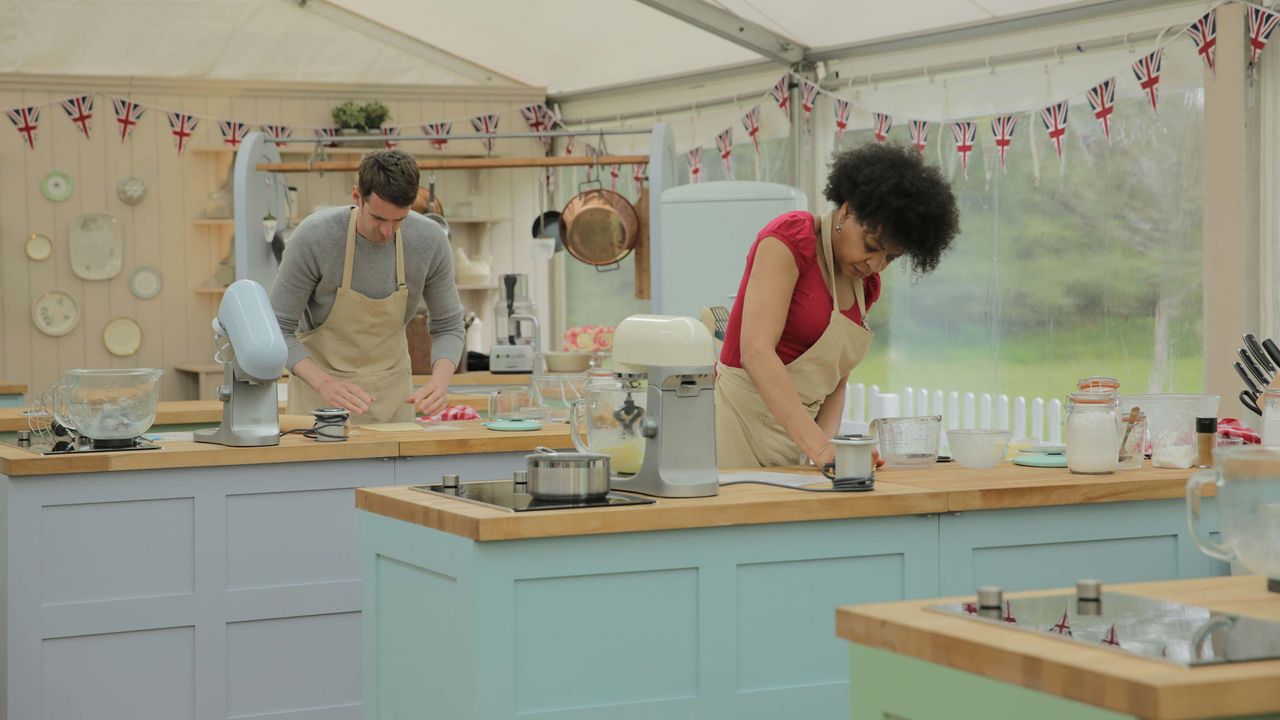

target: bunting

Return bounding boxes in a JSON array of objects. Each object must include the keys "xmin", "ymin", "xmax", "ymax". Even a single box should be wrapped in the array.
[
  {"xmin": 1086, "ymin": 78, "xmax": 1116, "ymax": 144},
  {"xmin": 111, "ymin": 96, "xmax": 145, "ymax": 143},
  {"xmin": 632, "ymin": 163, "xmax": 647, "ymax": 194},
  {"xmin": 991, "ymin": 115, "xmax": 1017, "ymax": 172},
  {"xmin": 59, "ymin": 95, "xmax": 94, "ymax": 140},
  {"xmin": 609, "ymin": 164, "xmax": 620, "ymax": 191},
  {"xmin": 834, "ymin": 98, "xmax": 851, "ymax": 143},
  {"xmin": 520, "ymin": 103, "xmax": 551, "ymax": 150},
  {"xmin": 740, "ymin": 105, "xmax": 761, "ymax": 155},
  {"xmin": 1132, "ymin": 49, "xmax": 1163, "ymax": 113},
  {"xmin": 1187, "ymin": 10, "xmax": 1217, "ymax": 75},
  {"xmin": 800, "ymin": 79, "xmax": 819, "ymax": 118},
  {"xmin": 908, "ymin": 119, "xmax": 929, "ymax": 152},
  {"xmin": 260, "ymin": 124, "xmax": 292, "ymax": 149},
  {"xmin": 952, "ymin": 121, "xmax": 976, "ymax": 179},
  {"xmin": 769, "ymin": 74, "xmax": 790, "ymax": 112},
  {"xmin": 873, "ymin": 112, "xmax": 893, "ymax": 143},
  {"xmin": 382, "ymin": 126, "xmax": 400, "ymax": 149},
  {"xmin": 470, "ymin": 113, "xmax": 500, "ymax": 153},
  {"xmin": 218, "ymin": 120, "xmax": 248, "ymax": 149},
  {"xmin": 314, "ymin": 126, "xmax": 340, "ymax": 147},
  {"xmin": 686, "ymin": 147, "xmax": 702, "ymax": 183},
  {"xmin": 1040, "ymin": 101, "xmax": 1069, "ymax": 162},
  {"xmin": 1249, "ymin": 4, "xmax": 1280, "ymax": 64},
  {"xmin": 716, "ymin": 128, "xmax": 733, "ymax": 174},
  {"xmin": 166, "ymin": 111, "xmax": 199, "ymax": 155},
  {"xmin": 6, "ymin": 105, "xmax": 39, "ymax": 149},
  {"xmin": 423, "ymin": 121, "xmax": 451, "ymax": 150}
]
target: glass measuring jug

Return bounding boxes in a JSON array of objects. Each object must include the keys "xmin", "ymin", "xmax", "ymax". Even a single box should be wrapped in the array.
[{"xmin": 569, "ymin": 371, "xmax": 647, "ymax": 475}]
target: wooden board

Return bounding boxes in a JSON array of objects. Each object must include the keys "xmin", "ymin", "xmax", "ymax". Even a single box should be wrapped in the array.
[
  {"xmin": 0, "ymin": 383, "xmax": 26, "ymax": 395},
  {"xmin": 837, "ymin": 575, "xmax": 1280, "ymax": 720}
]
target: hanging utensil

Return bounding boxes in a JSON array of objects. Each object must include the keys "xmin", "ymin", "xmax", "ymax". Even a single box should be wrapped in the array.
[
  {"xmin": 1264, "ymin": 338, "xmax": 1280, "ymax": 372},
  {"xmin": 1245, "ymin": 334, "xmax": 1276, "ymax": 374},
  {"xmin": 1241, "ymin": 390, "xmax": 1263, "ymax": 416},
  {"xmin": 1239, "ymin": 348, "xmax": 1270, "ymax": 387},
  {"xmin": 1236, "ymin": 361, "xmax": 1263, "ymax": 397},
  {"xmin": 559, "ymin": 180, "xmax": 639, "ymax": 270}
]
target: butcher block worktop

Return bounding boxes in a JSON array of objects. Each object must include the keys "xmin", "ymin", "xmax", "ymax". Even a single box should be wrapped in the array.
[
  {"xmin": 837, "ymin": 575, "xmax": 1280, "ymax": 720},
  {"xmin": 355, "ymin": 463, "xmax": 1205, "ymax": 542},
  {"xmin": 0, "ymin": 418, "xmax": 572, "ymax": 476}
]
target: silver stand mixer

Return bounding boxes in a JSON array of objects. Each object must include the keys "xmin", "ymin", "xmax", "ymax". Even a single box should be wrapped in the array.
[
  {"xmin": 607, "ymin": 315, "xmax": 719, "ymax": 498},
  {"xmin": 195, "ymin": 280, "xmax": 289, "ymax": 447}
]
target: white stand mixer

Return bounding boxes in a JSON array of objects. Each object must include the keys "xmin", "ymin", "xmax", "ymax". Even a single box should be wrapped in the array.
[
  {"xmin": 607, "ymin": 315, "xmax": 719, "ymax": 497},
  {"xmin": 194, "ymin": 279, "xmax": 289, "ymax": 447}
]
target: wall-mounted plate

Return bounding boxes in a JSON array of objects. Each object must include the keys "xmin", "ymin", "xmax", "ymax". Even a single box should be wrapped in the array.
[
  {"xmin": 117, "ymin": 176, "xmax": 147, "ymax": 206},
  {"xmin": 25, "ymin": 233, "xmax": 52, "ymax": 261},
  {"xmin": 129, "ymin": 267, "xmax": 162, "ymax": 300},
  {"xmin": 41, "ymin": 171, "xmax": 74, "ymax": 202},
  {"xmin": 103, "ymin": 317, "xmax": 142, "ymax": 357},
  {"xmin": 31, "ymin": 290, "xmax": 79, "ymax": 337},
  {"xmin": 69, "ymin": 213, "xmax": 123, "ymax": 280}
]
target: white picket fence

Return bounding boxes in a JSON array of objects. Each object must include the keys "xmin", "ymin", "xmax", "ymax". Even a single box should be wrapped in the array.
[{"xmin": 841, "ymin": 383, "xmax": 1063, "ymax": 444}]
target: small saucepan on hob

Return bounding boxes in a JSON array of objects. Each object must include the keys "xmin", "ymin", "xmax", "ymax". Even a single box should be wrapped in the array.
[{"xmin": 526, "ymin": 447, "xmax": 612, "ymax": 501}]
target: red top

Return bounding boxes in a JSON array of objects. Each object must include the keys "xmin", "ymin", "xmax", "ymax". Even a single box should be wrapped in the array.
[{"xmin": 720, "ymin": 211, "xmax": 880, "ymax": 368}]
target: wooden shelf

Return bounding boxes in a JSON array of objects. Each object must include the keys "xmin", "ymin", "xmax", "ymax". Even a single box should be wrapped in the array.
[
  {"xmin": 193, "ymin": 217, "xmax": 234, "ymax": 226},
  {"xmin": 448, "ymin": 217, "xmax": 507, "ymax": 225},
  {"xmin": 193, "ymin": 146, "xmax": 489, "ymax": 159},
  {"xmin": 194, "ymin": 286, "xmax": 227, "ymax": 295}
]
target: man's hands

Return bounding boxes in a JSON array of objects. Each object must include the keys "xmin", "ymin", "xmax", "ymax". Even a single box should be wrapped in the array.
[
  {"xmin": 406, "ymin": 376, "xmax": 449, "ymax": 417},
  {"xmin": 318, "ymin": 378, "xmax": 374, "ymax": 415}
]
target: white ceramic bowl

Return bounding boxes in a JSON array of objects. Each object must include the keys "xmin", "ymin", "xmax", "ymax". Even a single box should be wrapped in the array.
[
  {"xmin": 947, "ymin": 429, "xmax": 1011, "ymax": 469},
  {"xmin": 543, "ymin": 351, "xmax": 591, "ymax": 373}
]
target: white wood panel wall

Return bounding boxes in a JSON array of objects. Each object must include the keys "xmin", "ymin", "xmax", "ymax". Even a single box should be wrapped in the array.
[{"xmin": 0, "ymin": 76, "xmax": 546, "ymax": 400}]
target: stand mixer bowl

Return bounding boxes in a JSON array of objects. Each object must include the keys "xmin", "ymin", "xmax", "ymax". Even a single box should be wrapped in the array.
[
  {"xmin": 1187, "ymin": 445, "xmax": 1280, "ymax": 584},
  {"xmin": 54, "ymin": 368, "xmax": 164, "ymax": 440},
  {"xmin": 569, "ymin": 375, "xmax": 647, "ymax": 475}
]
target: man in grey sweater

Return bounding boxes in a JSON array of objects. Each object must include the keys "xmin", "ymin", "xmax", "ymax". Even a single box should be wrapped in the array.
[{"xmin": 271, "ymin": 150, "xmax": 465, "ymax": 423}]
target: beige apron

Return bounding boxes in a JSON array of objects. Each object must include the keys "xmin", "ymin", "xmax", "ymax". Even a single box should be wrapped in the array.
[
  {"xmin": 287, "ymin": 208, "xmax": 415, "ymax": 425},
  {"xmin": 715, "ymin": 211, "xmax": 874, "ymax": 467}
]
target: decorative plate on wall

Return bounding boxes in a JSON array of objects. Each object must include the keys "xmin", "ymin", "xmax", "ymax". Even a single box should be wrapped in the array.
[
  {"xmin": 103, "ymin": 317, "xmax": 143, "ymax": 357},
  {"xmin": 25, "ymin": 233, "xmax": 52, "ymax": 261},
  {"xmin": 117, "ymin": 176, "xmax": 147, "ymax": 206},
  {"xmin": 41, "ymin": 171, "xmax": 74, "ymax": 202},
  {"xmin": 31, "ymin": 290, "xmax": 79, "ymax": 337},
  {"xmin": 69, "ymin": 213, "xmax": 123, "ymax": 281},
  {"xmin": 129, "ymin": 267, "xmax": 162, "ymax": 300}
]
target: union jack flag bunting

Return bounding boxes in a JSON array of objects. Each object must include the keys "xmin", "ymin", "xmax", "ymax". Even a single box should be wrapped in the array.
[
  {"xmin": 1131, "ymin": 49, "xmax": 1163, "ymax": 113},
  {"xmin": 470, "ymin": 113, "xmax": 500, "ymax": 153},
  {"xmin": 1101, "ymin": 624, "xmax": 1120, "ymax": 646},
  {"xmin": 218, "ymin": 120, "xmax": 248, "ymax": 149},
  {"xmin": 800, "ymin": 79, "xmax": 819, "ymax": 118},
  {"xmin": 716, "ymin": 128, "xmax": 733, "ymax": 175},
  {"xmin": 741, "ymin": 105, "xmax": 761, "ymax": 155},
  {"xmin": 952, "ymin": 122, "xmax": 975, "ymax": 179},
  {"xmin": 381, "ymin": 126, "xmax": 400, "ymax": 149},
  {"xmin": 6, "ymin": 105, "xmax": 40, "ymax": 150},
  {"xmin": 686, "ymin": 147, "xmax": 702, "ymax": 183},
  {"xmin": 873, "ymin": 112, "xmax": 893, "ymax": 143},
  {"xmin": 769, "ymin": 74, "xmax": 790, "ymax": 112},
  {"xmin": 60, "ymin": 95, "xmax": 94, "ymax": 140},
  {"xmin": 908, "ymin": 119, "xmax": 929, "ymax": 152},
  {"xmin": 1040, "ymin": 101, "xmax": 1069, "ymax": 161},
  {"xmin": 562, "ymin": 133, "xmax": 576, "ymax": 156},
  {"xmin": 260, "ymin": 124, "xmax": 292, "ymax": 149},
  {"xmin": 991, "ymin": 115, "xmax": 1017, "ymax": 172},
  {"xmin": 834, "ymin": 98, "xmax": 851, "ymax": 144},
  {"xmin": 314, "ymin": 127, "xmax": 340, "ymax": 147},
  {"xmin": 632, "ymin": 163, "xmax": 647, "ymax": 193},
  {"xmin": 609, "ymin": 164, "xmax": 621, "ymax": 191},
  {"xmin": 422, "ymin": 122, "xmax": 452, "ymax": 150},
  {"xmin": 112, "ymin": 96, "xmax": 145, "ymax": 143},
  {"xmin": 1187, "ymin": 10, "xmax": 1217, "ymax": 75},
  {"xmin": 1249, "ymin": 4, "xmax": 1280, "ymax": 64},
  {"xmin": 166, "ymin": 112, "xmax": 200, "ymax": 155},
  {"xmin": 1086, "ymin": 78, "xmax": 1116, "ymax": 144},
  {"xmin": 543, "ymin": 166, "xmax": 556, "ymax": 196},
  {"xmin": 584, "ymin": 143, "xmax": 599, "ymax": 182},
  {"xmin": 520, "ymin": 103, "xmax": 551, "ymax": 150},
  {"xmin": 1049, "ymin": 608, "xmax": 1073, "ymax": 636}
]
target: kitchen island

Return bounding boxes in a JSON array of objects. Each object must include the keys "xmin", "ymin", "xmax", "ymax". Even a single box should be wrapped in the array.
[
  {"xmin": 837, "ymin": 575, "xmax": 1280, "ymax": 719},
  {"xmin": 0, "ymin": 419, "xmax": 572, "ymax": 720},
  {"xmin": 357, "ymin": 464, "xmax": 1228, "ymax": 720}
]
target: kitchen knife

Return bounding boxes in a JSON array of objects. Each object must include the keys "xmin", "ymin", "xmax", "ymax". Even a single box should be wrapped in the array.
[
  {"xmin": 1246, "ymin": 333, "xmax": 1276, "ymax": 373},
  {"xmin": 1235, "ymin": 361, "xmax": 1263, "ymax": 396},
  {"xmin": 1241, "ymin": 389, "xmax": 1262, "ymax": 416},
  {"xmin": 1239, "ymin": 348, "xmax": 1270, "ymax": 387},
  {"xmin": 1265, "ymin": 338, "xmax": 1280, "ymax": 373}
]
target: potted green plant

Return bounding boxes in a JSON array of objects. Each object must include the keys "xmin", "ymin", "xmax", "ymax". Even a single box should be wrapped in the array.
[{"xmin": 331, "ymin": 100, "xmax": 391, "ymax": 147}]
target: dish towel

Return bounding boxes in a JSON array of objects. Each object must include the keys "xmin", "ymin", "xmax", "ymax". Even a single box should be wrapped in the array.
[
  {"xmin": 1218, "ymin": 418, "xmax": 1260, "ymax": 444},
  {"xmin": 420, "ymin": 405, "xmax": 480, "ymax": 422}
]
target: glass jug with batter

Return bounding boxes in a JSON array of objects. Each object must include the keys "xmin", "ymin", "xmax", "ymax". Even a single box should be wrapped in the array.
[{"xmin": 569, "ymin": 370, "xmax": 646, "ymax": 475}]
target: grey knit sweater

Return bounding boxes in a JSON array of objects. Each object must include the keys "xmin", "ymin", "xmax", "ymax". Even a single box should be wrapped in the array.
[{"xmin": 270, "ymin": 206, "xmax": 465, "ymax": 371}]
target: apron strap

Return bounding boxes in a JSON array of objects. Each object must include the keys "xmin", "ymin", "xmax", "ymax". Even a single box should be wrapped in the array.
[
  {"xmin": 394, "ymin": 226, "xmax": 406, "ymax": 288},
  {"xmin": 854, "ymin": 279, "xmax": 868, "ymax": 319},
  {"xmin": 820, "ymin": 210, "xmax": 865, "ymax": 317},
  {"xmin": 341, "ymin": 207, "xmax": 358, "ymax": 290}
]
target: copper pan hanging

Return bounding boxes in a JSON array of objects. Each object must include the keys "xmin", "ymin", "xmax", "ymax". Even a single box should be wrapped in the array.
[{"xmin": 559, "ymin": 181, "xmax": 639, "ymax": 270}]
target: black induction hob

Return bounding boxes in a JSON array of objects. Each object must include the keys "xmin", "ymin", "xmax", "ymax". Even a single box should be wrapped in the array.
[{"xmin": 409, "ymin": 480, "xmax": 655, "ymax": 512}]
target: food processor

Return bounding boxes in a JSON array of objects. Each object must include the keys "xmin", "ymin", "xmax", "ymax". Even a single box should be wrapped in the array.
[{"xmin": 489, "ymin": 273, "xmax": 540, "ymax": 374}]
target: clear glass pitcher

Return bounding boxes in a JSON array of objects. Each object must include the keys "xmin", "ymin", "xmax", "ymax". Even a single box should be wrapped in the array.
[
  {"xmin": 1187, "ymin": 445, "xmax": 1280, "ymax": 581},
  {"xmin": 569, "ymin": 371, "xmax": 646, "ymax": 475},
  {"xmin": 871, "ymin": 415, "xmax": 942, "ymax": 467},
  {"xmin": 53, "ymin": 368, "xmax": 164, "ymax": 439}
]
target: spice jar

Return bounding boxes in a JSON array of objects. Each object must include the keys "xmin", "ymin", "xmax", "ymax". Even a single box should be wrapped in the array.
[
  {"xmin": 1065, "ymin": 391, "xmax": 1120, "ymax": 475},
  {"xmin": 1196, "ymin": 417, "xmax": 1217, "ymax": 468}
]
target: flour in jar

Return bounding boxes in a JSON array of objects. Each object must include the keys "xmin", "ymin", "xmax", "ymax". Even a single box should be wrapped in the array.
[{"xmin": 1067, "ymin": 409, "xmax": 1119, "ymax": 474}]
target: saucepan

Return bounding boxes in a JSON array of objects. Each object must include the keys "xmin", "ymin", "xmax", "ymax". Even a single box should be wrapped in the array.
[{"xmin": 526, "ymin": 446, "xmax": 612, "ymax": 501}]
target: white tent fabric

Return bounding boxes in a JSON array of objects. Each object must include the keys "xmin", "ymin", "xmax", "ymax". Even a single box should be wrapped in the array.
[{"xmin": 1, "ymin": 0, "xmax": 1127, "ymax": 94}]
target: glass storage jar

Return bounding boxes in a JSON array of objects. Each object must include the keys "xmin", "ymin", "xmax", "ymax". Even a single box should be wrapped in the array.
[{"xmin": 1065, "ymin": 391, "xmax": 1120, "ymax": 475}]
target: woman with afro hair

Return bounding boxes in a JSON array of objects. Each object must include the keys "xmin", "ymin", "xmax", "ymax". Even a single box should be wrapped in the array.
[{"xmin": 715, "ymin": 143, "xmax": 960, "ymax": 470}]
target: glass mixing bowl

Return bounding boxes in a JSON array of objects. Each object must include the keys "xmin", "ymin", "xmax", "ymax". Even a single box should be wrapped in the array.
[{"xmin": 54, "ymin": 368, "xmax": 163, "ymax": 439}]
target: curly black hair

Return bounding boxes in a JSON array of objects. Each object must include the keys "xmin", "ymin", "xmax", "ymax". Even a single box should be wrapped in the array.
[{"xmin": 823, "ymin": 143, "xmax": 959, "ymax": 275}]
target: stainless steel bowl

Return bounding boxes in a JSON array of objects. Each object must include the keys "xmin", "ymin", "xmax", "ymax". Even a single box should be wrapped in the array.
[{"xmin": 526, "ymin": 447, "xmax": 611, "ymax": 500}]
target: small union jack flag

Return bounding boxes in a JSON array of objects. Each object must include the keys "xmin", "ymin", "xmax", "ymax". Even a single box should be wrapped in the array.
[
  {"xmin": 686, "ymin": 147, "xmax": 702, "ymax": 183},
  {"xmin": 1086, "ymin": 78, "xmax": 1116, "ymax": 144},
  {"xmin": 167, "ymin": 111, "xmax": 200, "ymax": 155},
  {"xmin": 908, "ymin": 119, "xmax": 929, "ymax": 152},
  {"xmin": 632, "ymin": 163, "xmax": 647, "ymax": 193},
  {"xmin": 382, "ymin": 126, "xmax": 400, "ymax": 149},
  {"xmin": 1187, "ymin": 10, "xmax": 1217, "ymax": 75},
  {"xmin": 1249, "ymin": 5, "xmax": 1280, "ymax": 64},
  {"xmin": 716, "ymin": 128, "xmax": 733, "ymax": 175},
  {"xmin": 314, "ymin": 126, "xmax": 340, "ymax": 147},
  {"xmin": 741, "ymin": 105, "xmax": 761, "ymax": 155},
  {"xmin": 562, "ymin": 133, "xmax": 576, "ymax": 156},
  {"xmin": 834, "ymin": 98, "xmax": 851, "ymax": 144},
  {"xmin": 422, "ymin": 122, "xmax": 452, "ymax": 150},
  {"xmin": 769, "ymin": 74, "xmax": 790, "ymax": 112},
  {"xmin": 1101, "ymin": 624, "xmax": 1120, "ymax": 646},
  {"xmin": 6, "ymin": 105, "xmax": 40, "ymax": 150},
  {"xmin": 470, "ymin": 113, "xmax": 500, "ymax": 153},
  {"xmin": 952, "ymin": 121, "xmax": 976, "ymax": 179},
  {"xmin": 1040, "ymin": 101, "xmax": 1069, "ymax": 162},
  {"xmin": 800, "ymin": 79, "xmax": 820, "ymax": 118},
  {"xmin": 260, "ymin": 124, "xmax": 292, "ymax": 149},
  {"xmin": 112, "ymin": 96, "xmax": 145, "ymax": 143},
  {"xmin": 60, "ymin": 95, "xmax": 94, "ymax": 140},
  {"xmin": 873, "ymin": 112, "xmax": 893, "ymax": 143},
  {"xmin": 1049, "ymin": 608, "xmax": 1073, "ymax": 636},
  {"xmin": 1132, "ymin": 48, "xmax": 1163, "ymax": 113},
  {"xmin": 991, "ymin": 115, "xmax": 1017, "ymax": 171},
  {"xmin": 609, "ymin": 164, "xmax": 621, "ymax": 191},
  {"xmin": 218, "ymin": 120, "xmax": 248, "ymax": 149},
  {"xmin": 520, "ymin": 103, "xmax": 551, "ymax": 150}
]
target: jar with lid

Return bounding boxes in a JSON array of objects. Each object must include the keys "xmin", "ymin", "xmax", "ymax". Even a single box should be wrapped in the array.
[
  {"xmin": 1065, "ymin": 391, "xmax": 1120, "ymax": 474},
  {"xmin": 1077, "ymin": 376, "xmax": 1120, "ymax": 393}
]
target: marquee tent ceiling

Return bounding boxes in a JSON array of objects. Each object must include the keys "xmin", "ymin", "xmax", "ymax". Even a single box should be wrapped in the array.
[{"xmin": 1, "ymin": 0, "xmax": 1143, "ymax": 94}]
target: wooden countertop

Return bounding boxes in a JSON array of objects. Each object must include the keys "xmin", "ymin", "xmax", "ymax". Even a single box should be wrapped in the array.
[
  {"xmin": 0, "ymin": 418, "xmax": 572, "ymax": 477},
  {"xmin": 837, "ymin": 576, "xmax": 1280, "ymax": 720},
  {"xmin": 173, "ymin": 366, "xmax": 532, "ymax": 388},
  {"xmin": 0, "ymin": 383, "xmax": 25, "ymax": 395},
  {"xmin": 355, "ymin": 463, "xmax": 1204, "ymax": 542}
]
